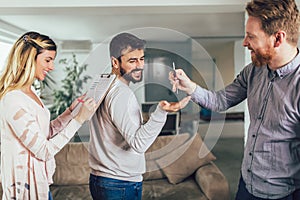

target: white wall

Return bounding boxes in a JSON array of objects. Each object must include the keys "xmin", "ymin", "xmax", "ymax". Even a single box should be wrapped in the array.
[
  {"xmin": 231, "ymin": 39, "xmax": 246, "ymax": 113},
  {"xmin": 0, "ymin": 42, "xmax": 12, "ymax": 71}
]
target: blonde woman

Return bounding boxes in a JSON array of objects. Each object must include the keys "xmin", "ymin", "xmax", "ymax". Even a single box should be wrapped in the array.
[{"xmin": 0, "ymin": 31, "xmax": 96, "ymax": 200}]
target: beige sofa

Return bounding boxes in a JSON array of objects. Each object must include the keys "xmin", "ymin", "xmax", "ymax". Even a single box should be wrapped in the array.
[{"xmin": 50, "ymin": 133, "xmax": 230, "ymax": 200}]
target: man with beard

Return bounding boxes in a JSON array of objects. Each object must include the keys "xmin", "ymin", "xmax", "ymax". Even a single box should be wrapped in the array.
[
  {"xmin": 170, "ymin": 0, "xmax": 300, "ymax": 199},
  {"xmin": 88, "ymin": 32, "xmax": 190, "ymax": 200}
]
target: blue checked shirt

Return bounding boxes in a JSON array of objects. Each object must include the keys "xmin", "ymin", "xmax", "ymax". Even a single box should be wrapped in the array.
[{"xmin": 191, "ymin": 51, "xmax": 300, "ymax": 199}]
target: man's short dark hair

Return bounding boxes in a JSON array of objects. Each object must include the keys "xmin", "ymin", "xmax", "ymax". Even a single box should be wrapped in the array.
[{"xmin": 109, "ymin": 32, "xmax": 146, "ymax": 59}]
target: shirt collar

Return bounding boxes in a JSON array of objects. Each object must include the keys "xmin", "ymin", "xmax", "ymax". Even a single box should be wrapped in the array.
[{"xmin": 274, "ymin": 48, "xmax": 300, "ymax": 79}]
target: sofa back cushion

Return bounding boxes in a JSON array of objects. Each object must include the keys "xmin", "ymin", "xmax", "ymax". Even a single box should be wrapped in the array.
[
  {"xmin": 144, "ymin": 133, "xmax": 216, "ymax": 184},
  {"xmin": 157, "ymin": 133, "xmax": 216, "ymax": 184},
  {"xmin": 143, "ymin": 133, "xmax": 190, "ymax": 180},
  {"xmin": 52, "ymin": 142, "xmax": 90, "ymax": 185}
]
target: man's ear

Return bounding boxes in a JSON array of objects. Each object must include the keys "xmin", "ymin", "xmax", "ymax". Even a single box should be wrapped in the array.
[
  {"xmin": 111, "ymin": 56, "xmax": 120, "ymax": 75},
  {"xmin": 274, "ymin": 31, "xmax": 285, "ymax": 47},
  {"xmin": 111, "ymin": 56, "xmax": 119, "ymax": 68}
]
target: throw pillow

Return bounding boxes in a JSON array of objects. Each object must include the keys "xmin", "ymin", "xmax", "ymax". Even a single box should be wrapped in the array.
[{"xmin": 156, "ymin": 133, "xmax": 216, "ymax": 184}]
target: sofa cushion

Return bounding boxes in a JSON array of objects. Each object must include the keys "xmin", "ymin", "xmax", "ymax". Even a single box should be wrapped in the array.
[
  {"xmin": 143, "ymin": 133, "xmax": 190, "ymax": 180},
  {"xmin": 53, "ymin": 142, "xmax": 90, "ymax": 185},
  {"xmin": 157, "ymin": 133, "xmax": 216, "ymax": 184}
]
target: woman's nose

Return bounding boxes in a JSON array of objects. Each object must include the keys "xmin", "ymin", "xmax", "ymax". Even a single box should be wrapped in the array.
[{"xmin": 49, "ymin": 62, "xmax": 55, "ymax": 71}]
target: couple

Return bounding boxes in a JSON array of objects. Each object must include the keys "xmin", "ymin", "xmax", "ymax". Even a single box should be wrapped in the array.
[{"xmin": 0, "ymin": 31, "xmax": 189, "ymax": 200}]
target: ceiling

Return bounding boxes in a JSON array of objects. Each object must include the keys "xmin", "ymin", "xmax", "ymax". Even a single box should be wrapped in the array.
[
  {"xmin": 0, "ymin": 0, "xmax": 249, "ymax": 50},
  {"xmin": 1, "ymin": 0, "xmax": 300, "ymax": 50}
]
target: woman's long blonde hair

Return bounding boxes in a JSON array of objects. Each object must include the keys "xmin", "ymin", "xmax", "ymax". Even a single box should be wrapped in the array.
[{"xmin": 0, "ymin": 31, "xmax": 56, "ymax": 99}]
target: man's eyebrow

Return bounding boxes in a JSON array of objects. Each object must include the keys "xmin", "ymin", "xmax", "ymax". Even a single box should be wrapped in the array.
[
  {"xmin": 127, "ymin": 56, "xmax": 144, "ymax": 61},
  {"xmin": 246, "ymin": 32, "xmax": 255, "ymax": 36}
]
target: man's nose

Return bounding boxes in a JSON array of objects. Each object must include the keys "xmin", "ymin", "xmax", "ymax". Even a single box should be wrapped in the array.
[
  {"xmin": 243, "ymin": 37, "xmax": 249, "ymax": 47},
  {"xmin": 137, "ymin": 60, "xmax": 144, "ymax": 68}
]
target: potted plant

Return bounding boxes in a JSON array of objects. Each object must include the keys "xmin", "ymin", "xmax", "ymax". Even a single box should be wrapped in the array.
[{"xmin": 49, "ymin": 53, "xmax": 91, "ymax": 117}]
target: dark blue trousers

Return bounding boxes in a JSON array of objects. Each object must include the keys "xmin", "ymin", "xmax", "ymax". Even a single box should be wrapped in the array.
[{"xmin": 235, "ymin": 176, "xmax": 300, "ymax": 200}]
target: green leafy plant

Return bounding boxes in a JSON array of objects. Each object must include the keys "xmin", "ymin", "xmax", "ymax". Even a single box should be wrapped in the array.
[{"xmin": 50, "ymin": 53, "xmax": 91, "ymax": 119}]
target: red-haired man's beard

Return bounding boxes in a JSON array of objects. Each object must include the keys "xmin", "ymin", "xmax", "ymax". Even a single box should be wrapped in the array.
[{"xmin": 250, "ymin": 46, "xmax": 275, "ymax": 67}]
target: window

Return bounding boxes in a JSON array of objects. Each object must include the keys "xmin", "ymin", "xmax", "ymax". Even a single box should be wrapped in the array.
[{"xmin": 0, "ymin": 42, "xmax": 12, "ymax": 71}]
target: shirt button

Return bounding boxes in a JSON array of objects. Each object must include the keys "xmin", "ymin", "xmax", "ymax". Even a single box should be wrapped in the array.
[
  {"xmin": 249, "ymin": 152, "xmax": 252, "ymax": 156},
  {"xmin": 247, "ymin": 169, "xmax": 251, "ymax": 173},
  {"xmin": 258, "ymin": 116, "xmax": 262, "ymax": 119},
  {"xmin": 252, "ymin": 135, "xmax": 255, "ymax": 138}
]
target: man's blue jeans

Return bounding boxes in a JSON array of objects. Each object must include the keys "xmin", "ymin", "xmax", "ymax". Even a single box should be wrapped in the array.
[{"xmin": 89, "ymin": 174, "xmax": 142, "ymax": 200}]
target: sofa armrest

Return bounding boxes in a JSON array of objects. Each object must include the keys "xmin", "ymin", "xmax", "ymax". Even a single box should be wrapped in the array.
[{"xmin": 194, "ymin": 162, "xmax": 230, "ymax": 200}]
